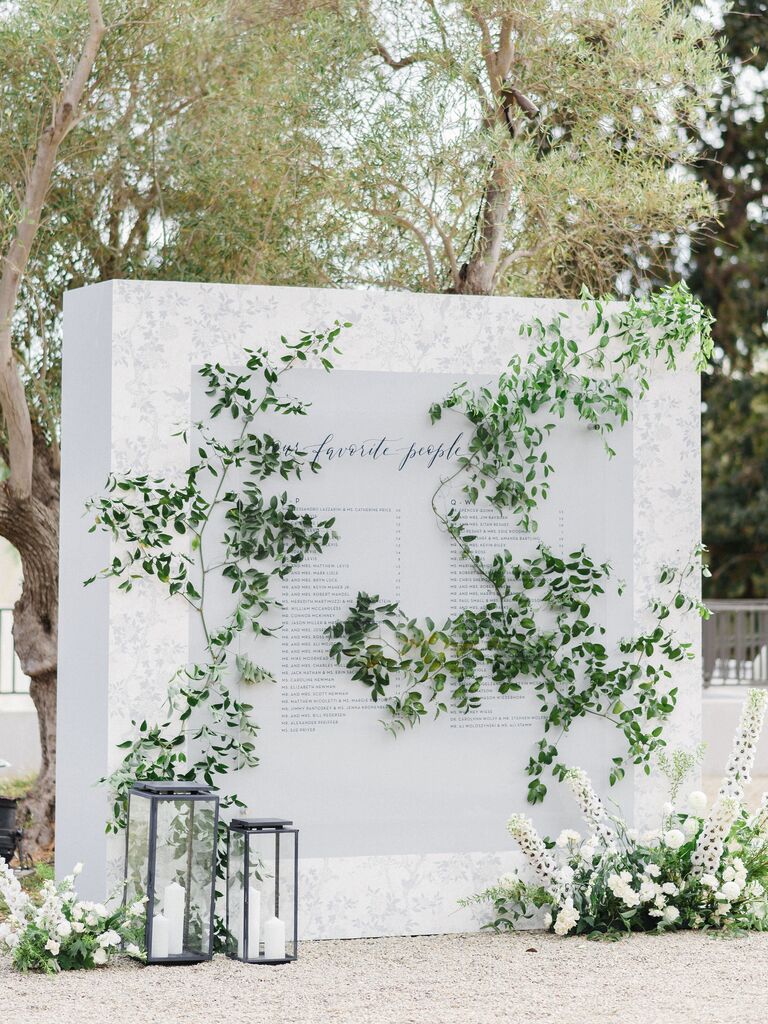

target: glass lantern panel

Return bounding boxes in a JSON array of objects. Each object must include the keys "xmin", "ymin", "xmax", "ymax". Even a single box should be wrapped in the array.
[
  {"xmin": 227, "ymin": 829, "xmax": 245, "ymax": 959},
  {"xmin": 125, "ymin": 791, "xmax": 151, "ymax": 906},
  {"xmin": 245, "ymin": 830, "xmax": 297, "ymax": 961},
  {"xmin": 151, "ymin": 797, "xmax": 216, "ymax": 960}
]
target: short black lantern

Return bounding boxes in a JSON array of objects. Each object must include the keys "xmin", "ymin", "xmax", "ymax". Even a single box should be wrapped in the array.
[
  {"xmin": 124, "ymin": 781, "xmax": 219, "ymax": 964},
  {"xmin": 226, "ymin": 818, "xmax": 298, "ymax": 964}
]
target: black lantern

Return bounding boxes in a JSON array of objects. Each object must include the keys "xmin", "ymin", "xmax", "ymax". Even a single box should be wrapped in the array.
[
  {"xmin": 124, "ymin": 781, "xmax": 219, "ymax": 965},
  {"xmin": 226, "ymin": 818, "xmax": 299, "ymax": 964}
]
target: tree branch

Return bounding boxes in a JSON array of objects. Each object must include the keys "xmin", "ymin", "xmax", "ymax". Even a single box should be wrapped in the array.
[
  {"xmin": 373, "ymin": 41, "xmax": 429, "ymax": 70},
  {"xmin": 0, "ymin": 0, "xmax": 105, "ymax": 499}
]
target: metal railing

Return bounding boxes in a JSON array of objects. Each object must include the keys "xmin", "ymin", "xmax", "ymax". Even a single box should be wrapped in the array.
[
  {"xmin": 703, "ymin": 600, "xmax": 768, "ymax": 687},
  {"xmin": 0, "ymin": 607, "xmax": 29, "ymax": 695}
]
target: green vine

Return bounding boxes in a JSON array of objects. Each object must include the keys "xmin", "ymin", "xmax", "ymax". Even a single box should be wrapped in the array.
[
  {"xmin": 327, "ymin": 283, "xmax": 712, "ymax": 804},
  {"xmin": 85, "ymin": 323, "xmax": 349, "ymax": 831}
]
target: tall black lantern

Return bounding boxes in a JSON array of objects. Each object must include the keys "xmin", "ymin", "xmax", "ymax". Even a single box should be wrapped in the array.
[
  {"xmin": 124, "ymin": 781, "xmax": 219, "ymax": 965},
  {"xmin": 226, "ymin": 818, "xmax": 299, "ymax": 964}
]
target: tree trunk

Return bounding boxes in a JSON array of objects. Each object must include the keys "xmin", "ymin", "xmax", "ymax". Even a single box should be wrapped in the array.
[
  {"xmin": 0, "ymin": 449, "xmax": 60, "ymax": 850},
  {"xmin": 456, "ymin": 169, "xmax": 513, "ymax": 295}
]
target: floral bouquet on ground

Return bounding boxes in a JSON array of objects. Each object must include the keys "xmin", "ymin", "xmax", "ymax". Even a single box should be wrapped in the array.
[
  {"xmin": 470, "ymin": 689, "xmax": 768, "ymax": 937},
  {"xmin": 0, "ymin": 861, "xmax": 146, "ymax": 972}
]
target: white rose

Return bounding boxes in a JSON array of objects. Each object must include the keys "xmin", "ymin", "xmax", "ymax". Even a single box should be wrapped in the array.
[
  {"xmin": 663, "ymin": 829, "xmax": 686, "ymax": 850},
  {"xmin": 723, "ymin": 865, "xmax": 736, "ymax": 882},
  {"xmin": 57, "ymin": 920, "xmax": 72, "ymax": 938},
  {"xmin": 661, "ymin": 882, "xmax": 678, "ymax": 896},
  {"xmin": 700, "ymin": 874, "xmax": 718, "ymax": 889},
  {"xmin": 45, "ymin": 939, "xmax": 60, "ymax": 956},
  {"xmin": 542, "ymin": 912, "xmax": 553, "ymax": 929},
  {"xmin": 98, "ymin": 930, "xmax": 121, "ymax": 948},
  {"xmin": 72, "ymin": 921, "xmax": 85, "ymax": 934},
  {"xmin": 71, "ymin": 904, "xmax": 84, "ymax": 921},
  {"xmin": 721, "ymin": 881, "xmax": 741, "ymax": 900},
  {"xmin": 85, "ymin": 913, "xmax": 99, "ymax": 927},
  {"xmin": 687, "ymin": 791, "xmax": 707, "ymax": 815},
  {"xmin": 662, "ymin": 906, "xmax": 680, "ymax": 924},
  {"xmin": 93, "ymin": 947, "xmax": 108, "ymax": 965},
  {"xmin": 93, "ymin": 904, "xmax": 107, "ymax": 918},
  {"xmin": 126, "ymin": 943, "xmax": 142, "ymax": 957},
  {"xmin": 644, "ymin": 864, "xmax": 661, "ymax": 878}
]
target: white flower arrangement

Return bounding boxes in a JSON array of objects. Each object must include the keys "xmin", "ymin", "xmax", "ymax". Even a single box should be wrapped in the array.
[
  {"xmin": 0, "ymin": 861, "xmax": 146, "ymax": 973},
  {"xmin": 468, "ymin": 689, "xmax": 768, "ymax": 937}
]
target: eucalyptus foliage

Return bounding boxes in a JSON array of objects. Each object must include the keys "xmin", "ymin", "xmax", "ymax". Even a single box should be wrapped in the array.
[
  {"xmin": 86, "ymin": 324, "xmax": 348, "ymax": 830},
  {"xmin": 328, "ymin": 284, "xmax": 712, "ymax": 804}
]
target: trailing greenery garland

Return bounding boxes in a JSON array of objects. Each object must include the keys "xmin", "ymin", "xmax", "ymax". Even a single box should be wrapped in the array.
[
  {"xmin": 86, "ymin": 323, "xmax": 348, "ymax": 831},
  {"xmin": 327, "ymin": 284, "xmax": 712, "ymax": 804}
]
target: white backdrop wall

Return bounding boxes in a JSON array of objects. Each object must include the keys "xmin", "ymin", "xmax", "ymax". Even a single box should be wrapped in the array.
[{"xmin": 57, "ymin": 281, "xmax": 701, "ymax": 938}]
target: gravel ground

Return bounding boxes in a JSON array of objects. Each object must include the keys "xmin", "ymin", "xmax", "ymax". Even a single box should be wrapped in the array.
[{"xmin": 2, "ymin": 930, "xmax": 768, "ymax": 1024}]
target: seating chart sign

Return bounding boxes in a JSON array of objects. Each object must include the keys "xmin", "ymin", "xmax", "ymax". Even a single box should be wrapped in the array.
[
  {"xmin": 200, "ymin": 367, "xmax": 635, "ymax": 863},
  {"xmin": 57, "ymin": 281, "xmax": 701, "ymax": 938}
]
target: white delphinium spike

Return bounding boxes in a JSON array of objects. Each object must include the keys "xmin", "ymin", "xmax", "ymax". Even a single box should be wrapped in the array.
[
  {"xmin": 507, "ymin": 813, "xmax": 558, "ymax": 886},
  {"xmin": 718, "ymin": 689, "xmax": 768, "ymax": 801},
  {"xmin": 691, "ymin": 796, "xmax": 740, "ymax": 877},
  {"xmin": 563, "ymin": 767, "xmax": 616, "ymax": 849},
  {"xmin": 748, "ymin": 792, "xmax": 768, "ymax": 834}
]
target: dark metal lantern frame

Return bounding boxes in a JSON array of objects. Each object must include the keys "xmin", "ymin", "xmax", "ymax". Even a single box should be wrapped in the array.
[
  {"xmin": 226, "ymin": 818, "xmax": 299, "ymax": 965},
  {"xmin": 124, "ymin": 781, "xmax": 220, "ymax": 966}
]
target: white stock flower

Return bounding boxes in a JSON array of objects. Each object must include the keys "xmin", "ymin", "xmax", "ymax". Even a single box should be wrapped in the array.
[
  {"xmin": 663, "ymin": 829, "xmax": 686, "ymax": 850},
  {"xmin": 85, "ymin": 913, "xmax": 99, "ymax": 927},
  {"xmin": 558, "ymin": 866, "xmax": 575, "ymax": 885},
  {"xmin": 556, "ymin": 829, "xmax": 581, "ymax": 848},
  {"xmin": 126, "ymin": 943, "xmax": 141, "ymax": 957},
  {"xmin": 93, "ymin": 947, "xmax": 108, "ymax": 965},
  {"xmin": 73, "ymin": 863, "xmax": 83, "ymax": 877},
  {"xmin": 72, "ymin": 921, "xmax": 85, "ymax": 934},
  {"xmin": 56, "ymin": 920, "xmax": 72, "ymax": 938},
  {"xmin": 564, "ymin": 768, "xmax": 616, "ymax": 849},
  {"xmin": 93, "ymin": 904, "xmax": 107, "ymax": 919},
  {"xmin": 688, "ymin": 791, "xmax": 708, "ymax": 815},
  {"xmin": 662, "ymin": 802, "xmax": 674, "ymax": 816},
  {"xmin": 45, "ymin": 939, "xmax": 60, "ymax": 956},
  {"xmin": 553, "ymin": 899, "xmax": 579, "ymax": 936},
  {"xmin": 644, "ymin": 864, "xmax": 661, "ymax": 878},
  {"xmin": 129, "ymin": 901, "xmax": 145, "ymax": 917},
  {"xmin": 607, "ymin": 872, "xmax": 641, "ymax": 908},
  {"xmin": 639, "ymin": 879, "xmax": 658, "ymax": 902},
  {"xmin": 506, "ymin": 814, "xmax": 558, "ymax": 885}
]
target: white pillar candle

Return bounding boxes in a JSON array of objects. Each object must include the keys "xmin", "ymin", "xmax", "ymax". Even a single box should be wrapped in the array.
[
  {"xmin": 263, "ymin": 915, "xmax": 286, "ymax": 960},
  {"xmin": 151, "ymin": 913, "xmax": 169, "ymax": 959},
  {"xmin": 163, "ymin": 881, "xmax": 185, "ymax": 956},
  {"xmin": 246, "ymin": 887, "xmax": 261, "ymax": 959}
]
